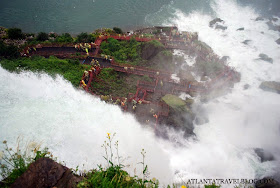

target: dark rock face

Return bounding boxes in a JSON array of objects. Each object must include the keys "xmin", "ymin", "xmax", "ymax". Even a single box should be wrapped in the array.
[
  {"xmin": 209, "ymin": 18, "xmax": 224, "ymax": 27},
  {"xmin": 215, "ymin": 25, "xmax": 227, "ymax": 30},
  {"xmin": 258, "ymin": 53, "xmax": 273, "ymax": 63},
  {"xmin": 242, "ymin": 40, "xmax": 252, "ymax": 45},
  {"xmin": 256, "ymin": 17, "xmax": 264, "ymax": 21},
  {"xmin": 194, "ymin": 116, "xmax": 209, "ymax": 125},
  {"xmin": 141, "ymin": 42, "xmax": 164, "ymax": 60},
  {"xmin": 237, "ymin": 27, "xmax": 244, "ymax": 31},
  {"xmin": 255, "ymin": 177, "xmax": 280, "ymax": 188},
  {"xmin": 259, "ymin": 81, "xmax": 280, "ymax": 94},
  {"xmin": 220, "ymin": 56, "xmax": 230, "ymax": 62},
  {"xmin": 243, "ymin": 84, "xmax": 250, "ymax": 90},
  {"xmin": 276, "ymin": 38, "xmax": 280, "ymax": 45},
  {"xmin": 270, "ymin": 17, "xmax": 278, "ymax": 22},
  {"xmin": 266, "ymin": 21, "xmax": 280, "ymax": 32},
  {"xmin": 11, "ymin": 158, "xmax": 82, "ymax": 188},
  {"xmin": 254, "ymin": 148, "xmax": 275, "ymax": 162}
]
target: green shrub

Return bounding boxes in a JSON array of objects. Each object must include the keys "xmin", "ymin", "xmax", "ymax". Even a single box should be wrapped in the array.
[
  {"xmin": 7, "ymin": 28, "xmax": 25, "ymax": 40},
  {"xmin": 78, "ymin": 134, "xmax": 158, "ymax": 188},
  {"xmin": 55, "ymin": 33, "xmax": 73, "ymax": 43},
  {"xmin": 113, "ymin": 27, "xmax": 123, "ymax": 34},
  {"xmin": 205, "ymin": 183, "xmax": 221, "ymax": 188},
  {"xmin": 0, "ymin": 140, "xmax": 52, "ymax": 187},
  {"xmin": 91, "ymin": 68, "xmax": 137, "ymax": 96},
  {"xmin": 146, "ymin": 40, "xmax": 164, "ymax": 48},
  {"xmin": 76, "ymin": 32, "xmax": 95, "ymax": 43},
  {"xmin": 36, "ymin": 32, "xmax": 49, "ymax": 41},
  {"xmin": 100, "ymin": 38, "xmax": 141, "ymax": 65},
  {"xmin": 0, "ymin": 56, "xmax": 90, "ymax": 87},
  {"xmin": 0, "ymin": 41, "xmax": 20, "ymax": 59}
]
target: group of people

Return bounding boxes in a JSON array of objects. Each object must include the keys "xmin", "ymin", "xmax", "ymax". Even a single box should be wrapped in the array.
[
  {"xmin": 75, "ymin": 43, "xmax": 95, "ymax": 55},
  {"xmin": 80, "ymin": 58, "xmax": 101, "ymax": 89}
]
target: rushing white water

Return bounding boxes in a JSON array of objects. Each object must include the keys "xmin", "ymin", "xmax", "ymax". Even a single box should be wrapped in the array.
[
  {"xmin": 0, "ymin": 69, "xmax": 172, "ymax": 183},
  {"xmin": 1, "ymin": 0, "xmax": 280, "ymax": 187},
  {"xmin": 162, "ymin": 0, "xmax": 280, "ymax": 185}
]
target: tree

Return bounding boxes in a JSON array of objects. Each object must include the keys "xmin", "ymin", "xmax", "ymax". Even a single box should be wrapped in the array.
[
  {"xmin": 36, "ymin": 32, "xmax": 49, "ymax": 41},
  {"xmin": 0, "ymin": 41, "xmax": 20, "ymax": 58},
  {"xmin": 113, "ymin": 27, "xmax": 123, "ymax": 34},
  {"xmin": 76, "ymin": 32, "xmax": 95, "ymax": 43},
  {"xmin": 55, "ymin": 33, "xmax": 73, "ymax": 43},
  {"xmin": 7, "ymin": 28, "xmax": 25, "ymax": 40}
]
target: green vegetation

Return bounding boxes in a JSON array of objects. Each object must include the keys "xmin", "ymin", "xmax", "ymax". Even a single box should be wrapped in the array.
[
  {"xmin": 204, "ymin": 183, "xmax": 221, "ymax": 188},
  {"xmin": 55, "ymin": 33, "xmax": 73, "ymax": 43},
  {"xmin": 0, "ymin": 41, "xmax": 20, "ymax": 59},
  {"xmin": 145, "ymin": 40, "xmax": 164, "ymax": 48},
  {"xmin": 0, "ymin": 140, "xmax": 52, "ymax": 187},
  {"xmin": 76, "ymin": 32, "xmax": 96, "ymax": 43},
  {"xmin": 78, "ymin": 133, "xmax": 158, "ymax": 188},
  {"xmin": 91, "ymin": 68, "xmax": 137, "ymax": 96},
  {"xmin": 113, "ymin": 27, "xmax": 123, "ymax": 34},
  {"xmin": 36, "ymin": 32, "xmax": 49, "ymax": 41},
  {"xmin": 0, "ymin": 56, "xmax": 90, "ymax": 87},
  {"xmin": 161, "ymin": 94, "xmax": 186, "ymax": 110},
  {"xmin": 7, "ymin": 28, "xmax": 25, "ymax": 40},
  {"xmin": 1, "ymin": 136, "xmax": 221, "ymax": 188},
  {"xmin": 100, "ymin": 38, "xmax": 141, "ymax": 65}
]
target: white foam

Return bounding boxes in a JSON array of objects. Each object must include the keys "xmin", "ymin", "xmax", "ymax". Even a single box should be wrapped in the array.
[
  {"xmin": 163, "ymin": 0, "xmax": 280, "ymax": 185},
  {"xmin": 0, "ymin": 68, "xmax": 173, "ymax": 183}
]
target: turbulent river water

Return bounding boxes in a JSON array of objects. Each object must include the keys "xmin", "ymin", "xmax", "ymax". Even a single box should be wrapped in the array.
[{"xmin": 1, "ymin": 0, "xmax": 280, "ymax": 187}]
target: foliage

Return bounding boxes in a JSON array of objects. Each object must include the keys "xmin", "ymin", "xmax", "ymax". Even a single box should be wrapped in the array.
[
  {"xmin": 113, "ymin": 27, "xmax": 123, "ymax": 34},
  {"xmin": 78, "ymin": 133, "xmax": 158, "ymax": 188},
  {"xmin": 0, "ymin": 56, "xmax": 90, "ymax": 87},
  {"xmin": 7, "ymin": 28, "xmax": 25, "ymax": 40},
  {"xmin": 100, "ymin": 38, "xmax": 141, "ymax": 65},
  {"xmin": 76, "ymin": 32, "xmax": 95, "ymax": 43},
  {"xmin": 146, "ymin": 40, "xmax": 164, "ymax": 48},
  {"xmin": 36, "ymin": 32, "xmax": 49, "ymax": 41},
  {"xmin": 205, "ymin": 183, "xmax": 221, "ymax": 188},
  {"xmin": 0, "ymin": 139, "xmax": 52, "ymax": 187},
  {"xmin": 55, "ymin": 33, "xmax": 73, "ymax": 43},
  {"xmin": 0, "ymin": 41, "xmax": 20, "ymax": 59},
  {"xmin": 25, "ymin": 33, "xmax": 35, "ymax": 38},
  {"xmin": 91, "ymin": 68, "xmax": 137, "ymax": 96}
]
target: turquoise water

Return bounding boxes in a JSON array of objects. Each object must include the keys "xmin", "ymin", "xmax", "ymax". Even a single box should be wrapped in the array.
[
  {"xmin": 0, "ymin": 0, "xmax": 171, "ymax": 34},
  {"xmin": 1, "ymin": 0, "xmax": 279, "ymax": 34}
]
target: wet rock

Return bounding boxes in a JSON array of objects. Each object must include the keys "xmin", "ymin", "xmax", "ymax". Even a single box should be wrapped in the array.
[
  {"xmin": 255, "ymin": 17, "xmax": 264, "ymax": 21},
  {"xmin": 215, "ymin": 25, "xmax": 227, "ymax": 30},
  {"xmin": 209, "ymin": 18, "xmax": 224, "ymax": 27},
  {"xmin": 270, "ymin": 17, "xmax": 278, "ymax": 22},
  {"xmin": 258, "ymin": 53, "xmax": 273, "ymax": 63},
  {"xmin": 161, "ymin": 94, "xmax": 195, "ymax": 136},
  {"xmin": 11, "ymin": 157, "xmax": 82, "ymax": 188},
  {"xmin": 259, "ymin": 81, "xmax": 280, "ymax": 94},
  {"xmin": 194, "ymin": 116, "xmax": 209, "ymax": 125},
  {"xmin": 141, "ymin": 41, "xmax": 164, "ymax": 60},
  {"xmin": 254, "ymin": 148, "xmax": 275, "ymax": 162},
  {"xmin": 266, "ymin": 21, "xmax": 280, "ymax": 32},
  {"xmin": 255, "ymin": 177, "xmax": 280, "ymax": 188},
  {"xmin": 276, "ymin": 38, "xmax": 280, "ymax": 45},
  {"xmin": 237, "ymin": 27, "xmax": 244, "ymax": 31},
  {"xmin": 243, "ymin": 84, "xmax": 250, "ymax": 90},
  {"xmin": 221, "ymin": 56, "xmax": 230, "ymax": 62},
  {"xmin": 242, "ymin": 40, "xmax": 252, "ymax": 45}
]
